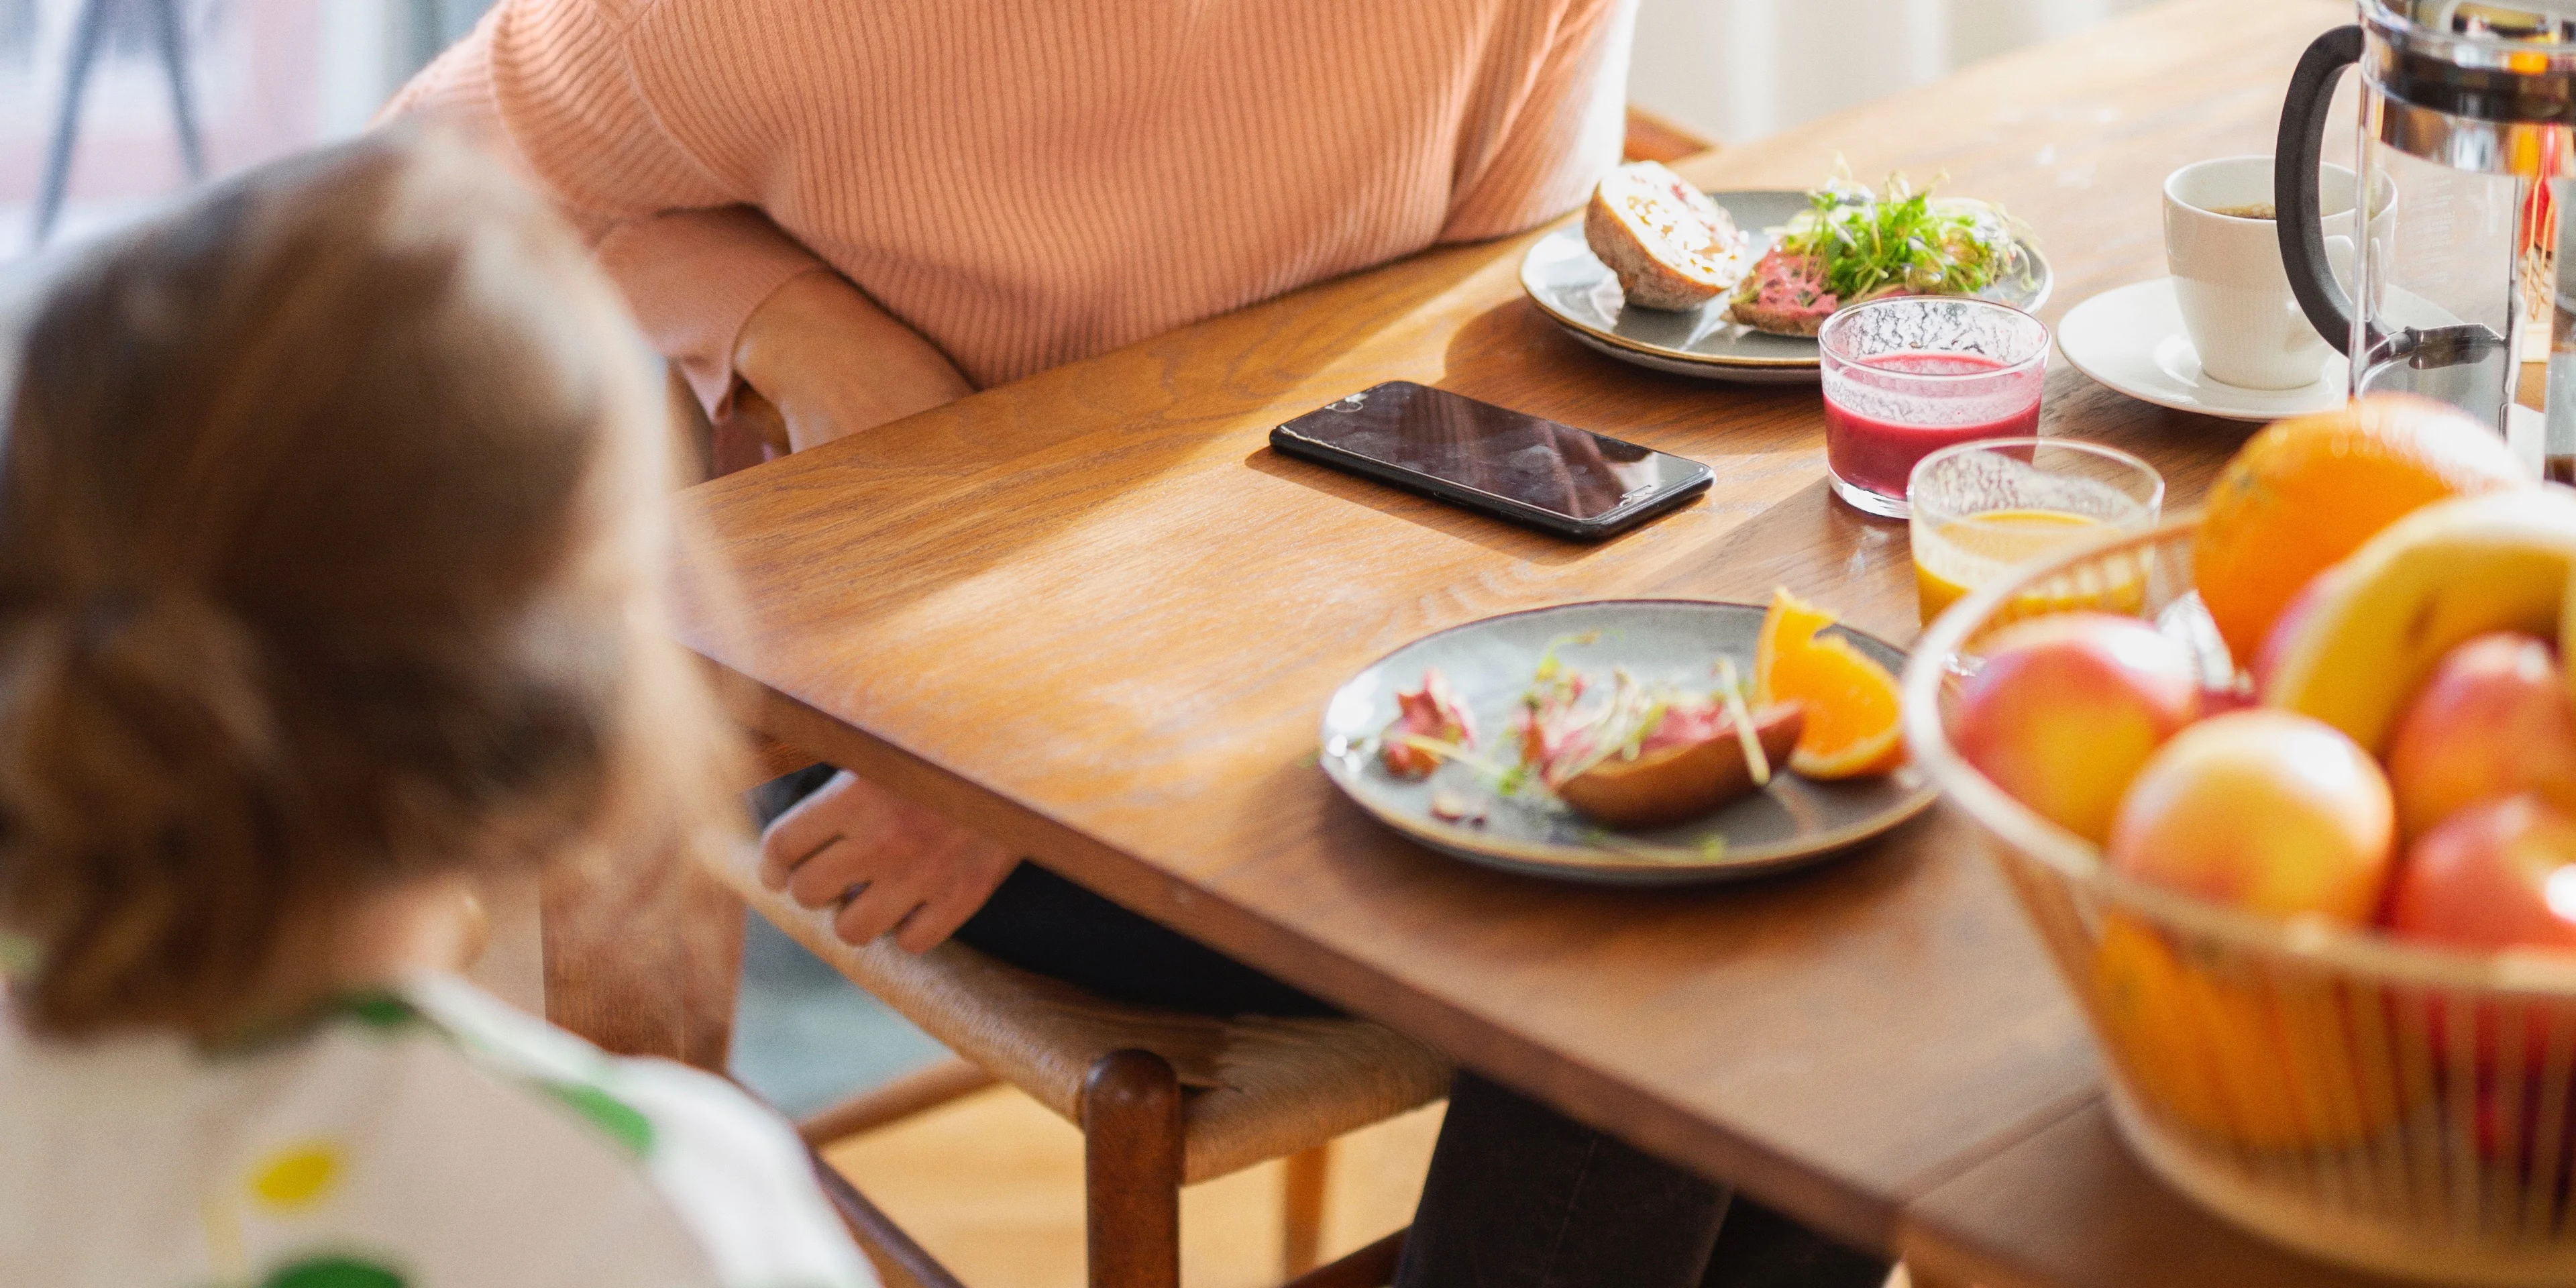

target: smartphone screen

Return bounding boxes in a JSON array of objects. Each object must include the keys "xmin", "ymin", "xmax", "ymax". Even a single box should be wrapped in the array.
[{"xmin": 1269, "ymin": 382, "xmax": 1709, "ymax": 532}]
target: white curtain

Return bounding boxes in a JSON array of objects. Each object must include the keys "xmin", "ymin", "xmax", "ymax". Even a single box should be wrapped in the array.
[{"xmin": 1629, "ymin": 0, "xmax": 2154, "ymax": 144}]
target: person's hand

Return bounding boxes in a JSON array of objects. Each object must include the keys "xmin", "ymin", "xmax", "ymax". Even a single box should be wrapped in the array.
[
  {"xmin": 731, "ymin": 270, "xmax": 974, "ymax": 451},
  {"xmin": 759, "ymin": 770, "xmax": 1017, "ymax": 953}
]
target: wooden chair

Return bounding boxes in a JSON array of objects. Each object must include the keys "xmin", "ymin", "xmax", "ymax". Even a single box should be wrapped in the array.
[
  {"xmin": 1622, "ymin": 105, "xmax": 1716, "ymax": 165},
  {"xmin": 706, "ymin": 775, "xmax": 1454, "ymax": 1288},
  {"xmin": 35, "ymin": 0, "xmax": 205, "ymax": 247}
]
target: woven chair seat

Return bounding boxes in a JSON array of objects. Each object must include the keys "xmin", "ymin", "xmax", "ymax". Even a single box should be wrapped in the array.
[{"xmin": 712, "ymin": 851, "xmax": 1454, "ymax": 1184}]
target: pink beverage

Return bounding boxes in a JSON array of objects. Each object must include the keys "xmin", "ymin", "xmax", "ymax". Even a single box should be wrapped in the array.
[
  {"xmin": 1821, "ymin": 353, "xmax": 2043, "ymax": 499},
  {"xmin": 1815, "ymin": 298, "xmax": 2051, "ymax": 519}
]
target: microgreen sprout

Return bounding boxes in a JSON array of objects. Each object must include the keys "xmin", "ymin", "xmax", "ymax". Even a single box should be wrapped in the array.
[
  {"xmin": 1776, "ymin": 169, "xmax": 2026, "ymax": 307},
  {"xmin": 1387, "ymin": 733, "xmax": 1517, "ymax": 783},
  {"xmin": 1713, "ymin": 656, "xmax": 1770, "ymax": 787},
  {"xmin": 1532, "ymin": 632, "xmax": 1592, "ymax": 682},
  {"xmin": 1578, "ymin": 828, "xmax": 1731, "ymax": 865}
]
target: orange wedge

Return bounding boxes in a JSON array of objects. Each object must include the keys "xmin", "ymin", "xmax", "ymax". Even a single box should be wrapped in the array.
[{"xmin": 1753, "ymin": 587, "xmax": 1907, "ymax": 779}]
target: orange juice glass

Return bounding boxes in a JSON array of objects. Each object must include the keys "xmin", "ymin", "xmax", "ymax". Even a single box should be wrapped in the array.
[{"xmin": 1908, "ymin": 437, "xmax": 2163, "ymax": 626}]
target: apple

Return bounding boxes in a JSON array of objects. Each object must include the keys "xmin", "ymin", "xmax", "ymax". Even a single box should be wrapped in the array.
[
  {"xmin": 2389, "ymin": 795, "xmax": 2576, "ymax": 953},
  {"xmin": 1954, "ymin": 612, "xmax": 2200, "ymax": 844},
  {"xmin": 2106, "ymin": 709, "xmax": 2394, "ymax": 922},
  {"xmin": 2383, "ymin": 633, "xmax": 2576, "ymax": 841},
  {"xmin": 2387, "ymin": 796, "xmax": 2576, "ymax": 1080}
]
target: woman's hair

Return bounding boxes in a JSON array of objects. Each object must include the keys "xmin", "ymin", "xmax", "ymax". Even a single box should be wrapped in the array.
[{"xmin": 0, "ymin": 129, "xmax": 743, "ymax": 1037}]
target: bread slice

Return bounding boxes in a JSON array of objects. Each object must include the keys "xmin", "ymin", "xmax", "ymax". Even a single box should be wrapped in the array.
[
  {"xmin": 1582, "ymin": 161, "xmax": 1748, "ymax": 312},
  {"xmin": 1555, "ymin": 704, "xmax": 1805, "ymax": 829}
]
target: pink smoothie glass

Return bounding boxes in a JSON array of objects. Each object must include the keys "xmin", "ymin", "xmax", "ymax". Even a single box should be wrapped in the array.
[{"xmin": 1817, "ymin": 297, "xmax": 2049, "ymax": 519}]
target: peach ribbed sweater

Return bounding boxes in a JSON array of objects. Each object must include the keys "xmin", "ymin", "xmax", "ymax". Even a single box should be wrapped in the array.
[{"xmin": 389, "ymin": 0, "xmax": 1635, "ymax": 413}]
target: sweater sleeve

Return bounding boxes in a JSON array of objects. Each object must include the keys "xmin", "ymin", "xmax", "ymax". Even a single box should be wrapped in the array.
[
  {"xmin": 383, "ymin": 0, "xmax": 826, "ymax": 417},
  {"xmin": 1438, "ymin": 0, "xmax": 1638, "ymax": 244}
]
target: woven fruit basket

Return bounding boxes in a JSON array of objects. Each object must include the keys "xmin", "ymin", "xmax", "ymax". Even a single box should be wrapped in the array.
[{"xmin": 1902, "ymin": 517, "xmax": 2576, "ymax": 1286}]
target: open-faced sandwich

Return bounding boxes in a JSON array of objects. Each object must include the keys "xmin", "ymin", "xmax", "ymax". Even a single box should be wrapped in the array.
[
  {"xmin": 1515, "ymin": 653, "xmax": 1805, "ymax": 830},
  {"xmin": 1729, "ymin": 174, "xmax": 2029, "ymax": 337},
  {"xmin": 1582, "ymin": 160, "xmax": 1751, "ymax": 311},
  {"xmin": 1380, "ymin": 652, "xmax": 1800, "ymax": 830},
  {"xmin": 1373, "ymin": 591, "xmax": 1907, "ymax": 840}
]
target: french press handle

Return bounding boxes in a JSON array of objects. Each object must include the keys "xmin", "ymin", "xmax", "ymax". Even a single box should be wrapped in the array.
[{"xmin": 2275, "ymin": 23, "xmax": 2367, "ymax": 356}]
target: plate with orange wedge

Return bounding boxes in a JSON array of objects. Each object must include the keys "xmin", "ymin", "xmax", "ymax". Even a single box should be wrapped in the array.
[{"xmin": 1318, "ymin": 592, "xmax": 1935, "ymax": 884}]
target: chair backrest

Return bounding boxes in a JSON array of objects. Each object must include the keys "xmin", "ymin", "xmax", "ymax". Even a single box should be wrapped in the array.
[{"xmin": 1621, "ymin": 105, "xmax": 1715, "ymax": 165}]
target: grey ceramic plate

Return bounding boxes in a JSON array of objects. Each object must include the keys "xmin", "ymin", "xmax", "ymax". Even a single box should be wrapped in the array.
[
  {"xmin": 1318, "ymin": 600, "xmax": 1936, "ymax": 885},
  {"xmin": 1519, "ymin": 190, "xmax": 2054, "ymax": 384}
]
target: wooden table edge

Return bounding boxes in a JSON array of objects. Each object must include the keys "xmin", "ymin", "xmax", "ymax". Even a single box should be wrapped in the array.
[{"xmin": 1894, "ymin": 1092, "xmax": 2112, "ymax": 1288}]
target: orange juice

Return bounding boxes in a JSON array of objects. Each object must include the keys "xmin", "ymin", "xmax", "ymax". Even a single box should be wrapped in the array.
[
  {"xmin": 1913, "ymin": 507, "xmax": 2107, "ymax": 624},
  {"xmin": 1907, "ymin": 439, "xmax": 2163, "ymax": 627}
]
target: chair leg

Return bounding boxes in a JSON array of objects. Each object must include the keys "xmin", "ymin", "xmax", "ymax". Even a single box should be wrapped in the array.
[
  {"xmin": 1282, "ymin": 1228, "xmax": 1405, "ymax": 1288},
  {"xmin": 799, "ymin": 1057, "xmax": 1000, "ymax": 1148},
  {"xmin": 142, "ymin": 0, "xmax": 204, "ymax": 180},
  {"xmin": 1281, "ymin": 1142, "xmax": 1331, "ymax": 1277},
  {"xmin": 808, "ymin": 1145, "xmax": 970, "ymax": 1288},
  {"xmin": 1082, "ymin": 1049, "xmax": 1183, "ymax": 1288},
  {"xmin": 33, "ymin": 0, "xmax": 111, "ymax": 247}
]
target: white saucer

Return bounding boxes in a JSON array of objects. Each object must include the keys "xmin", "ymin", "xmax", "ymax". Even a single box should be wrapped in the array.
[{"xmin": 2055, "ymin": 278, "xmax": 2347, "ymax": 423}]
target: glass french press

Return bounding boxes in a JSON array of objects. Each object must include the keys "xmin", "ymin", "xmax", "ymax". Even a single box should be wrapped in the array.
[{"xmin": 2277, "ymin": 0, "xmax": 2576, "ymax": 478}]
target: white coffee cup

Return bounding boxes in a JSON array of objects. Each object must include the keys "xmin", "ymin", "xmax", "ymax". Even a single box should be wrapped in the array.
[{"xmin": 2163, "ymin": 156, "xmax": 2371, "ymax": 390}]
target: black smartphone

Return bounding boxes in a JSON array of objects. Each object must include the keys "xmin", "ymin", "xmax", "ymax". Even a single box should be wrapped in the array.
[{"xmin": 1268, "ymin": 381, "xmax": 1712, "ymax": 541}]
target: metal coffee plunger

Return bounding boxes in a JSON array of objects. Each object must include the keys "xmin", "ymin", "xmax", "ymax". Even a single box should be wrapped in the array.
[{"xmin": 2277, "ymin": 1, "xmax": 2576, "ymax": 478}]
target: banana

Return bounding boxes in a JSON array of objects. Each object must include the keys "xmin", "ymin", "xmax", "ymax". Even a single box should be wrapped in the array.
[{"xmin": 2261, "ymin": 489, "xmax": 2576, "ymax": 754}]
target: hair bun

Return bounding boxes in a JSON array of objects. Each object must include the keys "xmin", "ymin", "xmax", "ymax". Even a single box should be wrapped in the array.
[
  {"xmin": 0, "ymin": 585, "xmax": 288, "ymax": 1030},
  {"xmin": 72, "ymin": 592, "xmax": 146, "ymax": 655},
  {"xmin": 52, "ymin": 588, "xmax": 275, "ymax": 769}
]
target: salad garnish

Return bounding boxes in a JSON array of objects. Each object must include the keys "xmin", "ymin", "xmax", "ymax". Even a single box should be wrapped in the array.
[
  {"xmin": 1380, "ymin": 667, "xmax": 1476, "ymax": 779},
  {"xmin": 1580, "ymin": 830, "xmax": 1733, "ymax": 865},
  {"xmin": 1774, "ymin": 170, "xmax": 2027, "ymax": 307}
]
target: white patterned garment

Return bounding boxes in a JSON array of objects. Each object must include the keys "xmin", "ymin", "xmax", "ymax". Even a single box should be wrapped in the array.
[{"xmin": 0, "ymin": 974, "xmax": 877, "ymax": 1288}]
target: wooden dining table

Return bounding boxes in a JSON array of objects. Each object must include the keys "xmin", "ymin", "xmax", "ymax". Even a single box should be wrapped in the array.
[{"xmin": 672, "ymin": 1, "xmax": 2424, "ymax": 1283}]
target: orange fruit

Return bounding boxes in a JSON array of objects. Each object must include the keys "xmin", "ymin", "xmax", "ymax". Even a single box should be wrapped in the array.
[
  {"xmin": 2194, "ymin": 394, "xmax": 2526, "ymax": 664},
  {"xmin": 2091, "ymin": 914, "xmax": 2423, "ymax": 1150},
  {"xmin": 1753, "ymin": 587, "xmax": 1907, "ymax": 778}
]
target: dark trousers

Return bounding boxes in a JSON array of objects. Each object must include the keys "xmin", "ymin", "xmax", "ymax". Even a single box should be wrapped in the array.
[{"xmin": 760, "ymin": 771, "xmax": 1887, "ymax": 1288}]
